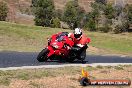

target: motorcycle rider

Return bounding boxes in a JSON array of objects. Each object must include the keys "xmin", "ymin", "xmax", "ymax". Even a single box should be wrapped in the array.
[
  {"xmin": 68, "ymin": 28, "xmax": 90, "ymax": 47},
  {"xmin": 68, "ymin": 28, "xmax": 91, "ymax": 60},
  {"xmin": 50, "ymin": 28, "xmax": 90, "ymax": 51}
]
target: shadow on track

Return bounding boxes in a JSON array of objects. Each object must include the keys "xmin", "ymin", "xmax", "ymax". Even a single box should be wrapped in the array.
[{"xmin": 0, "ymin": 51, "xmax": 132, "ymax": 68}]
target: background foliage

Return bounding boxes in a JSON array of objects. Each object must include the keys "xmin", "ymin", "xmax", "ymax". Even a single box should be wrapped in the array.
[{"xmin": 0, "ymin": 1, "xmax": 8, "ymax": 21}]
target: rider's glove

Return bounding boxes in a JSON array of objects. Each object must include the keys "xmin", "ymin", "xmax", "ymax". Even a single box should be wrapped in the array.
[{"xmin": 67, "ymin": 46, "xmax": 71, "ymax": 50}]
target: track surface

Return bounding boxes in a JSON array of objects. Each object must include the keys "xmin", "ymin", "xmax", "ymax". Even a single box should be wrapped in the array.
[{"xmin": 0, "ymin": 51, "xmax": 132, "ymax": 69}]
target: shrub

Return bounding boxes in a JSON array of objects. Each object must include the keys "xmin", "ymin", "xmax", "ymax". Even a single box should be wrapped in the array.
[
  {"xmin": 98, "ymin": 25, "xmax": 112, "ymax": 33},
  {"xmin": 87, "ymin": 19, "xmax": 96, "ymax": 31},
  {"xmin": 95, "ymin": 0, "xmax": 107, "ymax": 5},
  {"xmin": 51, "ymin": 17, "xmax": 60, "ymax": 28},
  {"xmin": 113, "ymin": 24, "xmax": 122, "ymax": 34},
  {"xmin": 104, "ymin": 4, "xmax": 115, "ymax": 19},
  {"xmin": 32, "ymin": 0, "xmax": 54, "ymax": 27},
  {"xmin": 54, "ymin": 9, "xmax": 63, "ymax": 20},
  {"xmin": 112, "ymin": 19, "xmax": 129, "ymax": 34},
  {"xmin": 128, "ymin": 5, "xmax": 132, "ymax": 24},
  {"xmin": 63, "ymin": 0, "xmax": 85, "ymax": 29},
  {"xmin": 0, "ymin": 1, "xmax": 8, "ymax": 21}
]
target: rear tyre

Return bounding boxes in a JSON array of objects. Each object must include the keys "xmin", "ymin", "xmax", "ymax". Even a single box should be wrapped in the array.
[
  {"xmin": 67, "ymin": 58, "xmax": 75, "ymax": 63},
  {"xmin": 66, "ymin": 52, "xmax": 76, "ymax": 63},
  {"xmin": 79, "ymin": 49, "xmax": 86, "ymax": 61},
  {"xmin": 37, "ymin": 48, "xmax": 49, "ymax": 62}
]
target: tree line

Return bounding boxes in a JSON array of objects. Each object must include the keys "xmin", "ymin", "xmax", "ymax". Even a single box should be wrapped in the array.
[{"xmin": 31, "ymin": 0, "xmax": 132, "ymax": 33}]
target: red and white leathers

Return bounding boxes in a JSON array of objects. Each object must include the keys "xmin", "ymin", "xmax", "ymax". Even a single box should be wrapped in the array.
[{"xmin": 68, "ymin": 33, "xmax": 91, "ymax": 47}]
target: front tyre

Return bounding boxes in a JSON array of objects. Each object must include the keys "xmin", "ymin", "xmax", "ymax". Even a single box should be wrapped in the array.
[{"xmin": 37, "ymin": 48, "xmax": 49, "ymax": 62}]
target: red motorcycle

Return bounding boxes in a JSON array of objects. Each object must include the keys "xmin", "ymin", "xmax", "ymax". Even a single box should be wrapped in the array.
[{"xmin": 37, "ymin": 32, "xmax": 89, "ymax": 62}]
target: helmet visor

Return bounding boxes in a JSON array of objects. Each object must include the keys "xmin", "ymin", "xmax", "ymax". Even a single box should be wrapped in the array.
[{"xmin": 74, "ymin": 34, "xmax": 82, "ymax": 38}]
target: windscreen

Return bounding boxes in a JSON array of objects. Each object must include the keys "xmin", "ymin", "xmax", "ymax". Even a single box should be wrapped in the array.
[
  {"xmin": 56, "ymin": 35, "xmax": 65, "ymax": 42},
  {"xmin": 56, "ymin": 32, "xmax": 68, "ymax": 42}
]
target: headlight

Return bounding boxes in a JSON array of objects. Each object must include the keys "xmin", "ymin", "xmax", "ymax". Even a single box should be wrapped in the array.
[{"xmin": 52, "ymin": 45, "xmax": 59, "ymax": 49}]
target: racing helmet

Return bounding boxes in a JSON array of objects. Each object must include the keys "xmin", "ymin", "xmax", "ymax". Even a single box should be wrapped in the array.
[{"xmin": 74, "ymin": 28, "xmax": 82, "ymax": 39}]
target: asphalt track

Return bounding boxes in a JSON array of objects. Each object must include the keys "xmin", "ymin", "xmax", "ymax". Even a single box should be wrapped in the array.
[{"xmin": 0, "ymin": 51, "xmax": 132, "ymax": 69}]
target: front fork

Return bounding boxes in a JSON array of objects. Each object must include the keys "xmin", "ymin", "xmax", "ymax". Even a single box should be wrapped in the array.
[
  {"xmin": 47, "ymin": 46, "xmax": 68, "ymax": 58},
  {"xmin": 47, "ymin": 46, "xmax": 54, "ymax": 57}
]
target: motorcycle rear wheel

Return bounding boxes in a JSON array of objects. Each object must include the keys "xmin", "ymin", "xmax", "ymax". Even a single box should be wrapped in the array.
[
  {"xmin": 78, "ymin": 49, "xmax": 86, "ymax": 61},
  {"xmin": 37, "ymin": 48, "xmax": 49, "ymax": 62},
  {"xmin": 66, "ymin": 52, "xmax": 76, "ymax": 63}
]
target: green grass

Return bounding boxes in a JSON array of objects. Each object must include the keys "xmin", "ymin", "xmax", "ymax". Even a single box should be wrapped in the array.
[
  {"xmin": 0, "ymin": 21, "xmax": 71, "ymax": 51},
  {"xmin": 87, "ymin": 32, "xmax": 132, "ymax": 55},
  {"xmin": 96, "ymin": 65, "xmax": 103, "ymax": 69},
  {"xmin": 0, "ymin": 21, "xmax": 132, "ymax": 55},
  {"xmin": 85, "ymin": 66, "xmax": 97, "ymax": 71},
  {"xmin": 0, "ymin": 77, "xmax": 10, "ymax": 86},
  {"xmin": 114, "ymin": 66, "xmax": 124, "ymax": 70}
]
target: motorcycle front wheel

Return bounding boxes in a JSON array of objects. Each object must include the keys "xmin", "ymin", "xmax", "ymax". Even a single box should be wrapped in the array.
[{"xmin": 37, "ymin": 48, "xmax": 49, "ymax": 62}]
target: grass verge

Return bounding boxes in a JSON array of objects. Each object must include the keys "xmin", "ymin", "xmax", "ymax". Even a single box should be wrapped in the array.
[
  {"xmin": 0, "ymin": 65, "xmax": 131, "ymax": 87},
  {"xmin": 0, "ymin": 21, "xmax": 132, "ymax": 55}
]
